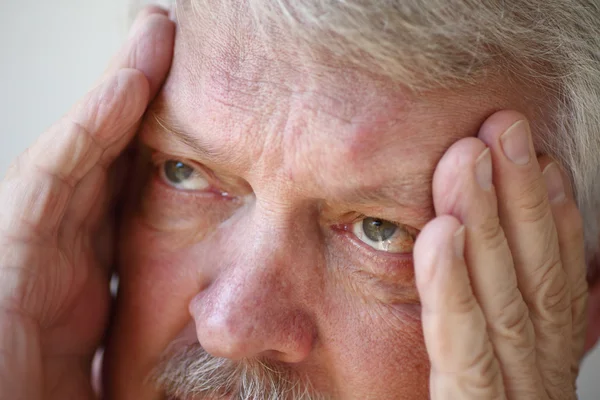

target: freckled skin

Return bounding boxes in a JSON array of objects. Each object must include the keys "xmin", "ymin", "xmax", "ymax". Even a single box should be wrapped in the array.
[{"xmin": 103, "ymin": 6, "xmax": 547, "ymax": 400}]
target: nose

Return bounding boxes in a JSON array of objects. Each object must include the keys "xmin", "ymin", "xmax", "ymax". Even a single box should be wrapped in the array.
[{"xmin": 189, "ymin": 212, "xmax": 319, "ymax": 363}]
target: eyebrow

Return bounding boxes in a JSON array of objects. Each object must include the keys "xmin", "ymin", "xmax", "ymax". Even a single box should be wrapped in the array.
[
  {"xmin": 336, "ymin": 178, "xmax": 435, "ymax": 222},
  {"xmin": 151, "ymin": 112, "xmax": 228, "ymax": 161},
  {"xmin": 150, "ymin": 110, "xmax": 437, "ymax": 221}
]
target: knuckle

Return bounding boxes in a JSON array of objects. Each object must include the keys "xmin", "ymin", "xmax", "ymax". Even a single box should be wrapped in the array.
[
  {"xmin": 493, "ymin": 293, "xmax": 532, "ymax": 341},
  {"xmin": 474, "ymin": 215, "xmax": 506, "ymax": 250},
  {"xmin": 443, "ymin": 348, "xmax": 503, "ymax": 396},
  {"xmin": 0, "ymin": 176, "xmax": 68, "ymax": 238},
  {"xmin": 468, "ymin": 349, "xmax": 502, "ymax": 387},
  {"xmin": 91, "ymin": 91, "xmax": 115, "ymax": 129},
  {"xmin": 544, "ymin": 372, "xmax": 576, "ymax": 400},
  {"xmin": 60, "ymin": 119, "xmax": 103, "ymax": 183},
  {"xmin": 89, "ymin": 74, "xmax": 132, "ymax": 142},
  {"xmin": 513, "ymin": 178, "xmax": 552, "ymax": 223},
  {"xmin": 448, "ymin": 288, "xmax": 480, "ymax": 316},
  {"xmin": 489, "ymin": 297, "xmax": 538, "ymax": 362},
  {"xmin": 533, "ymin": 260, "xmax": 571, "ymax": 318}
]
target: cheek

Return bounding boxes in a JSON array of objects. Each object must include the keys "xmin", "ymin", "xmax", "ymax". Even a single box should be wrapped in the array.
[
  {"xmin": 117, "ymin": 218, "xmax": 199, "ymax": 333},
  {"xmin": 118, "ymin": 216, "xmax": 216, "ymax": 294},
  {"xmin": 135, "ymin": 172, "xmax": 240, "ymax": 244},
  {"xmin": 324, "ymin": 227, "xmax": 419, "ymax": 304},
  {"xmin": 322, "ymin": 297, "xmax": 429, "ymax": 398},
  {"xmin": 106, "ymin": 217, "xmax": 215, "ymax": 396}
]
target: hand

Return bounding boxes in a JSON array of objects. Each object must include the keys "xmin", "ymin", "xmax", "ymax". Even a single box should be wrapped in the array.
[
  {"xmin": 414, "ymin": 111, "xmax": 588, "ymax": 399},
  {"xmin": 0, "ymin": 7, "xmax": 174, "ymax": 399}
]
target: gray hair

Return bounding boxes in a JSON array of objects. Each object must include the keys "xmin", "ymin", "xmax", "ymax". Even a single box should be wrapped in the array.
[
  {"xmin": 164, "ymin": 0, "xmax": 600, "ymax": 257},
  {"xmin": 136, "ymin": 0, "xmax": 600, "ymax": 395},
  {"xmin": 151, "ymin": 343, "xmax": 324, "ymax": 399}
]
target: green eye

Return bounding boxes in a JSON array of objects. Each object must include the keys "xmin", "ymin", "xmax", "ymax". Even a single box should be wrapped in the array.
[
  {"xmin": 164, "ymin": 160, "xmax": 194, "ymax": 184},
  {"xmin": 159, "ymin": 160, "xmax": 210, "ymax": 191},
  {"xmin": 362, "ymin": 218, "xmax": 397, "ymax": 242},
  {"xmin": 352, "ymin": 217, "xmax": 416, "ymax": 253}
]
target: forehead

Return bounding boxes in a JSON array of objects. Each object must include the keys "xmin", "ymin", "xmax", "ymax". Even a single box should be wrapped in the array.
[{"xmin": 151, "ymin": 5, "xmax": 528, "ymax": 213}]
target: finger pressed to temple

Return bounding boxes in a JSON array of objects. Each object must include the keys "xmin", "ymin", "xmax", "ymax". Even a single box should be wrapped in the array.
[
  {"xmin": 431, "ymin": 136, "xmax": 542, "ymax": 397},
  {"xmin": 104, "ymin": 9, "xmax": 175, "ymax": 99},
  {"xmin": 0, "ymin": 70, "xmax": 149, "ymax": 240},
  {"xmin": 1, "ymin": 8, "xmax": 176, "ymax": 242},
  {"xmin": 537, "ymin": 156, "xmax": 588, "ymax": 383},
  {"xmin": 478, "ymin": 111, "xmax": 574, "ymax": 398},
  {"xmin": 415, "ymin": 215, "xmax": 505, "ymax": 399}
]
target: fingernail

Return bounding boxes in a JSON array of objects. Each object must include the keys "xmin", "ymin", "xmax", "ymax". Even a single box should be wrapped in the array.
[
  {"xmin": 475, "ymin": 148, "xmax": 492, "ymax": 191},
  {"xmin": 543, "ymin": 163, "xmax": 567, "ymax": 204},
  {"xmin": 500, "ymin": 120, "xmax": 531, "ymax": 165},
  {"xmin": 453, "ymin": 226, "xmax": 466, "ymax": 259}
]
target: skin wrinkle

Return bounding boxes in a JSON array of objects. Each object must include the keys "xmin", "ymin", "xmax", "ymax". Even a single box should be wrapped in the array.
[
  {"xmin": 105, "ymin": 3, "xmax": 553, "ymax": 399},
  {"xmin": 145, "ymin": 104, "xmax": 438, "ymax": 219}
]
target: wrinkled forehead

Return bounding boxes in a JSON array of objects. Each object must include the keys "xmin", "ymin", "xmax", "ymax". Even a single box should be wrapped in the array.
[
  {"xmin": 144, "ymin": 1, "xmax": 551, "ymax": 229},
  {"xmin": 166, "ymin": 0, "xmax": 529, "ymax": 138},
  {"xmin": 171, "ymin": 0, "xmax": 420, "ymax": 123},
  {"xmin": 158, "ymin": 0, "xmax": 536, "ymax": 160}
]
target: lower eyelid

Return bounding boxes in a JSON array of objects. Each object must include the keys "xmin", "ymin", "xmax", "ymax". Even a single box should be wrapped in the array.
[
  {"xmin": 139, "ymin": 174, "xmax": 242, "ymax": 231},
  {"xmin": 333, "ymin": 224, "xmax": 414, "ymax": 257},
  {"xmin": 331, "ymin": 229, "xmax": 416, "ymax": 283},
  {"xmin": 152, "ymin": 170, "xmax": 234, "ymax": 200},
  {"xmin": 347, "ymin": 221, "xmax": 416, "ymax": 254}
]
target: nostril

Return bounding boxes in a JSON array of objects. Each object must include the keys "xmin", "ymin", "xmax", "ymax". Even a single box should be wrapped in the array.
[
  {"xmin": 195, "ymin": 315, "xmax": 256, "ymax": 361},
  {"xmin": 192, "ymin": 305, "xmax": 316, "ymax": 363},
  {"xmin": 189, "ymin": 278, "xmax": 316, "ymax": 364},
  {"xmin": 263, "ymin": 342, "xmax": 312, "ymax": 364}
]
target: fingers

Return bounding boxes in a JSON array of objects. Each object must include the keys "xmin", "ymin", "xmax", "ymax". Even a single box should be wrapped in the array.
[
  {"xmin": 414, "ymin": 216, "xmax": 505, "ymax": 400},
  {"xmin": 0, "ymin": 6, "xmax": 176, "ymax": 241},
  {"xmin": 538, "ymin": 158, "xmax": 588, "ymax": 382},
  {"xmin": 105, "ymin": 6, "xmax": 175, "ymax": 98},
  {"xmin": 130, "ymin": 4, "xmax": 169, "ymax": 33},
  {"xmin": 478, "ymin": 111, "xmax": 573, "ymax": 395},
  {"xmin": 0, "ymin": 69, "xmax": 149, "ymax": 238},
  {"xmin": 432, "ymin": 137, "xmax": 542, "ymax": 396},
  {"xmin": 427, "ymin": 111, "xmax": 582, "ymax": 398}
]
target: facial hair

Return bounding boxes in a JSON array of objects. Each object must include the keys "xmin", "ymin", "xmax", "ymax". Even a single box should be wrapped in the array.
[{"xmin": 151, "ymin": 343, "xmax": 326, "ymax": 400}]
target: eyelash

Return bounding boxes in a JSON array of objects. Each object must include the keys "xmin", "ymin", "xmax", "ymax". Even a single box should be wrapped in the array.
[
  {"xmin": 334, "ymin": 212, "xmax": 419, "ymax": 256},
  {"xmin": 149, "ymin": 152, "xmax": 234, "ymax": 198},
  {"xmin": 332, "ymin": 221, "xmax": 416, "ymax": 279},
  {"xmin": 342, "ymin": 212, "xmax": 405, "ymax": 231},
  {"xmin": 148, "ymin": 152, "xmax": 417, "ymax": 259},
  {"xmin": 151, "ymin": 153, "xmax": 207, "ymax": 178}
]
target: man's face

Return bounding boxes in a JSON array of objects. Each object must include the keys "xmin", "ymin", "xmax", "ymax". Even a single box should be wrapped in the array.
[{"xmin": 105, "ymin": 6, "xmax": 543, "ymax": 399}]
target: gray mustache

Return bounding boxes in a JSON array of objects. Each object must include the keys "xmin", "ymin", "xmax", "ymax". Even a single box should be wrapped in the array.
[{"xmin": 151, "ymin": 343, "xmax": 326, "ymax": 400}]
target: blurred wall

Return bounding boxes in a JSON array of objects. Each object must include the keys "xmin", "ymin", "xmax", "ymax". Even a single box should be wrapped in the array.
[{"xmin": 0, "ymin": 0, "xmax": 598, "ymax": 398}]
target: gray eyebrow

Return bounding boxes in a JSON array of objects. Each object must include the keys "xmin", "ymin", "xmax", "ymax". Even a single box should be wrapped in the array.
[
  {"xmin": 150, "ymin": 111, "xmax": 229, "ymax": 162},
  {"xmin": 150, "ymin": 110, "xmax": 436, "ymax": 222},
  {"xmin": 337, "ymin": 178, "xmax": 435, "ymax": 221}
]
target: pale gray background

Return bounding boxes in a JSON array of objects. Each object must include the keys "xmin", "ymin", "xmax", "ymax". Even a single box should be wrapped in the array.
[{"xmin": 0, "ymin": 0, "xmax": 598, "ymax": 398}]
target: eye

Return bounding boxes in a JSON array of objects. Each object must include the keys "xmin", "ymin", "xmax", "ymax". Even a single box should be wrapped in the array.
[
  {"xmin": 159, "ymin": 160, "xmax": 210, "ymax": 191},
  {"xmin": 352, "ymin": 217, "xmax": 416, "ymax": 253}
]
